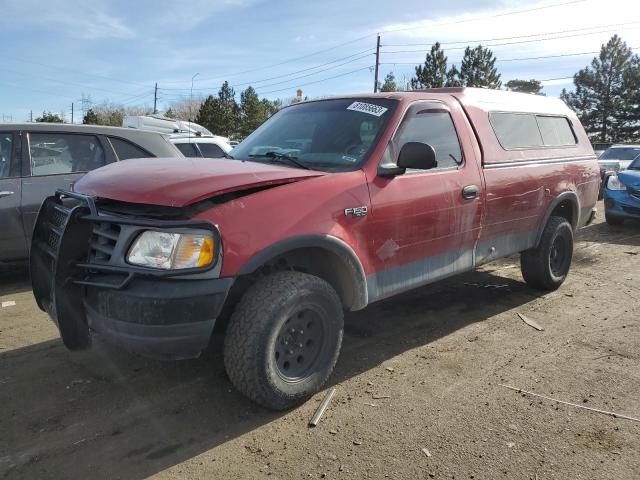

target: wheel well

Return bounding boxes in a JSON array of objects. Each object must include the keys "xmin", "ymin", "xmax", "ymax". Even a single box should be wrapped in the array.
[
  {"xmin": 550, "ymin": 198, "xmax": 577, "ymax": 230},
  {"xmin": 222, "ymin": 247, "xmax": 364, "ymax": 325}
]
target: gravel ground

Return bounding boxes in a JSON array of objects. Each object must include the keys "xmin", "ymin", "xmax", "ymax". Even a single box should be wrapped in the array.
[{"xmin": 1, "ymin": 201, "xmax": 639, "ymax": 480}]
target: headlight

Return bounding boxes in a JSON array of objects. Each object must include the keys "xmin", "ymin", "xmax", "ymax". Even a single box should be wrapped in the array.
[
  {"xmin": 606, "ymin": 175, "xmax": 626, "ymax": 191},
  {"xmin": 127, "ymin": 230, "xmax": 215, "ymax": 270}
]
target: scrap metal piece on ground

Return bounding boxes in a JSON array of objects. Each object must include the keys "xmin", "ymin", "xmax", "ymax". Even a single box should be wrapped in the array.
[
  {"xmin": 518, "ymin": 313, "xmax": 544, "ymax": 331},
  {"xmin": 499, "ymin": 384, "xmax": 640, "ymax": 423},
  {"xmin": 309, "ymin": 388, "xmax": 337, "ymax": 427},
  {"xmin": 421, "ymin": 448, "xmax": 432, "ymax": 457},
  {"xmin": 1, "ymin": 300, "xmax": 16, "ymax": 308}
]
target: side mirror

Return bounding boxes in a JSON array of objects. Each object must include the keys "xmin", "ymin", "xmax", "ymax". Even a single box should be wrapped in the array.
[{"xmin": 397, "ymin": 142, "xmax": 437, "ymax": 170}]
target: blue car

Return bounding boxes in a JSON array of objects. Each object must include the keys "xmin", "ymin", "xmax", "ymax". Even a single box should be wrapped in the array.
[{"xmin": 603, "ymin": 155, "xmax": 640, "ymax": 225}]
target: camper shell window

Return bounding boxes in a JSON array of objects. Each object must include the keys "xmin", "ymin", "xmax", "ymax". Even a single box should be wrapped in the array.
[{"xmin": 490, "ymin": 112, "xmax": 577, "ymax": 150}]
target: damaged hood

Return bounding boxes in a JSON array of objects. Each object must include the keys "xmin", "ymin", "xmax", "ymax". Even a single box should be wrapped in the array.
[{"xmin": 74, "ymin": 157, "xmax": 326, "ymax": 207}]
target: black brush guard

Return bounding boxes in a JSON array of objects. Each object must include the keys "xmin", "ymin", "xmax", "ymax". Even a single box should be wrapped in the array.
[{"xmin": 30, "ymin": 190, "xmax": 228, "ymax": 356}]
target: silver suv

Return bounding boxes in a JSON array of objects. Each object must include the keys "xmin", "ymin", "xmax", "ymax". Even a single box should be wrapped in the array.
[{"xmin": 0, "ymin": 123, "xmax": 182, "ymax": 262}]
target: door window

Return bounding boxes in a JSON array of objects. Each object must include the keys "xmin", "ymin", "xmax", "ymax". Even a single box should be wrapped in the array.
[
  {"xmin": 29, "ymin": 133, "xmax": 106, "ymax": 176},
  {"xmin": 0, "ymin": 132, "xmax": 12, "ymax": 178},
  {"xmin": 109, "ymin": 137, "xmax": 151, "ymax": 160},
  {"xmin": 175, "ymin": 142, "xmax": 201, "ymax": 157},
  {"xmin": 196, "ymin": 142, "xmax": 226, "ymax": 158},
  {"xmin": 386, "ymin": 102, "xmax": 463, "ymax": 172}
]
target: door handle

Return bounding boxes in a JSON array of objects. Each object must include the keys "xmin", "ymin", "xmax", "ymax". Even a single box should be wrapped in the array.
[
  {"xmin": 0, "ymin": 191, "xmax": 15, "ymax": 198},
  {"xmin": 462, "ymin": 185, "xmax": 479, "ymax": 199}
]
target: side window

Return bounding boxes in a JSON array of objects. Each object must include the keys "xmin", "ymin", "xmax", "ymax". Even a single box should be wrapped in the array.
[
  {"xmin": 197, "ymin": 143, "xmax": 225, "ymax": 158},
  {"xmin": 29, "ymin": 133, "xmax": 106, "ymax": 176},
  {"xmin": 536, "ymin": 116, "xmax": 577, "ymax": 146},
  {"xmin": 490, "ymin": 112, "xmax": 543, "ymax": 149},
  {"xmin": 109, "ymin": 137, "xmax": 151, "ymax": 160},
  {"xmin": 175, "ymin": 143, "xmax": 201, "ymax": 157},
  {"xmin": 392, "ymin": 103, "xmax": 463, "ymax": 171},
  {"xmin": 0, "ymin": 132, "xmax": 13, "ymax": 178}
]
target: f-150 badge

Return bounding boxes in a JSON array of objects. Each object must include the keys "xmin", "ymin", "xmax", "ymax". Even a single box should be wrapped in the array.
[{"xmin": 344, "ymin": 206, "xmax": 368, "ymax": 217}]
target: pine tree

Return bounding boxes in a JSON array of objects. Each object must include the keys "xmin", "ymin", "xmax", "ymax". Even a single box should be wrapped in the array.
[
  {"xmin": 36, "ymin": 111, "xmax": 64, "ymax": 123},
  {"xmin": 411, "ymin": 43, "xmax": 449, "ymax": 89},
  {"xmin": 562, "ymin": 35, "xmax": 640, "ymax": 142},
  {"xmin": 195, "ymin": 95, "xmax": 217, "ymax": 134},
  {"xmin": 458, "ymin": 45, "xmax": 501, "ymax": 88},
  {"xmin": 82, "ymin": 109, "xmax": 100, "ymax": 125},
  {"xmin": 380, "ymin": 72, "xmax": 398, "ymax": 92},
  {"xmin": 164, "ymin": 108, "xmax": 175, "ymax": 119},
  {"xmin": 239, "ymin": 86, "xmax": 266, "ymax": 138},
  {"xmin": 505, "ymin": 79, "xmax": 543, "ymax": 94}
]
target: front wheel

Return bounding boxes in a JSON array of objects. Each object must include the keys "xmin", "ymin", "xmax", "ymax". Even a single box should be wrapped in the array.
[
  {"xmin": 520, "ymin": 216, "xmax": 574, "ymax": 291},
  {"xmin": 223, "ymin": 271, "xmax": 343, "ymax": 410}
]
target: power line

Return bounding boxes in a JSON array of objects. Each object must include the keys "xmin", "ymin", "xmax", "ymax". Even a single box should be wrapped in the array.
[
  {"xmin": 255, "ymin": 65, "xmax": 374, "ymax": 96},
  {"xmin": 159, "ymin": 48, "xmax": 375, "ymax": 91},
  {"xmin": 0, "ymin": 55, "xmax": 151, "ymax": 89},
  {"xmin": 381, "ymin": 21, "xmax": 640, "ymax": 47},
  {"xmin": 379, "ymin": 0, "xmax": 588, "ymax": 34},
  {"xmin": 162, "ymin": 35, "xmax": 376, "ymax": 85},
  {"xmin": 378, "ymin": 47, "xmax": 639, "ymax": 66},
  {"xmin": 160, "ymin": 51, "xmax": 375, "ymax": 94},
  {"xmin": 381, "ymin": 25, "xmax": 640, "ymax": 54}
]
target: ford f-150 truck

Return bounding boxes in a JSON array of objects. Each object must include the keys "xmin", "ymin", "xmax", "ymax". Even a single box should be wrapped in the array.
[{"xmin": 31, "ymin": 88, "xmax": 599, "ymax": 410}]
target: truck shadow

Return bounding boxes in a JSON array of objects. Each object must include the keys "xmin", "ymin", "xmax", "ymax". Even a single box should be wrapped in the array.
[
  {"xmin": 576, "ymin": 220, "xmax": 640, "ymax": 247},
  {"xmin": 0, "ymin": 262, "xmax": 30, "ymax": 296},
  {"xmin": 0, "ymin": 268, "xmax": 540, "ymax": 480}
]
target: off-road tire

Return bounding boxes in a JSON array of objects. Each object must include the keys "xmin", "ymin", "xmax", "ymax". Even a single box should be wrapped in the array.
[
  {"xmin": 605, "ymin": 212, "xmax": 624, "ymax": 226},
  {"xmin": 520, "ymin": 216, "xmax": 573, "ymax": 291},
  {"xmin": 224, "ymin": 271, "xmax": 343, "ymax": 410}
]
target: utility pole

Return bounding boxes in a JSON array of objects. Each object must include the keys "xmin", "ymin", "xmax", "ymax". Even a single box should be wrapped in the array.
[
  {"xmin": 71, "ymin": 103, "xmax": 74, "ymax": 124},
  {"xmin": 373, "ymin": 34, "xmax": 381, "ymax": 93},
  {"xmin": 30, "ymin": 110, "xmax": 33, "ymax": 122},
  {"xmin": 153, "ymin": 82, "xmax": 158, "ymax": 114}
]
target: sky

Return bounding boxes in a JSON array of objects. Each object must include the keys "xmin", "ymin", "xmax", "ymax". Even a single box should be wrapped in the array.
[{"xmin": 0, "ymin": 0, "xmax": 638, "ymax": 123}]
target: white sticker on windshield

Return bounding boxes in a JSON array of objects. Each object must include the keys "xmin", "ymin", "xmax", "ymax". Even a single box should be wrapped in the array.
[{"xmin": 347, "ymin": 101, "xmax": 388, "ymax": 117}]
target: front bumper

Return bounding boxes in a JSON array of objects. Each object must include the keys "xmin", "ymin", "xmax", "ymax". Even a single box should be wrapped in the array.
[
  {"xmin": 603, "ymin": 187, "xmax": 640, "ymax": 220},
  {"xmin": 30, "ymin": 191, "xmax": 232, "ymax": 359}
]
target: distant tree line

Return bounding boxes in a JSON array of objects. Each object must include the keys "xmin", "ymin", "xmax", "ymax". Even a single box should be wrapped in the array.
[{"xmin": 372, "ymin": 34, "xmax": 638, "ymax": 143}]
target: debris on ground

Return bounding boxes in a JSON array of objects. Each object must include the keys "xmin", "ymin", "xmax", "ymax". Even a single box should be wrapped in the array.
[
  {"xmin": 385, "ymin": 367, "xmax": 394, "ymax": 373},
  {"xmin": 353, "ymin": 440, "xmax": 362, "ymax": 446},
  {"xmin": 517, "ymin": 313, "xmax": 544, "ymax": 331},
  {"xmin": 372, "ymin": 394, "xmax": 390, "ymax": 399},
  {"xmin": 1, "ymin": 301, "xmax": 16, "ymax": 308},
  {"xmin": 464, "ymin": 282, "xmax": 509, "ymax": 290},
  {"xmin": 309, "ymin": 388, "xmax": 337, "ymax": 427},
  {"xmin": 421, "ymin": 448, "xmax": 432, "ymax": 457},
  {"xmin": 499, "ymin": 384, "xmax": 640, "ymax": 423}
]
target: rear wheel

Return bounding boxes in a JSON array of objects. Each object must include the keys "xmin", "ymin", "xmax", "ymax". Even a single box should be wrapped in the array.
[
  {"xmin": 520, "ymin": 216, "xmax": 573, "ymax": 291},
  {"xmin": 224, "ymin": 271, "xmax": 343, "ymax": 410}
]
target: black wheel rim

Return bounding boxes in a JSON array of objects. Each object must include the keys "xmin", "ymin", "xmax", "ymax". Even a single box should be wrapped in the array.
[
  {"xmin": 550, "ymin": 234, "xmax": 568, "ymax": 277},
  {"xmin": 274, "ymin": 308, "xmax": 326, "ymax": 382}
]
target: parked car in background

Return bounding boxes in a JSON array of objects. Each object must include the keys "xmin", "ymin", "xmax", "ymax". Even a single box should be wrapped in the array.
[
  {"xmin": 31, "ymin": 88, "xmax": 598, "ymax": 409},
  {"xmin": 603, "ymin": 155, "xmax": 640, "ymax": 225},
  {"xmin": 123, "ymin": 115, "xmax": 233, "ymax": 158},
  {"xmin": 597, "ymin": 145, "xmax": 640, "ymax": 198},
  {"xmin": 171, "ymin": 134, "xmax": 232, "ymax": 158},
  {"xmin": 0, "ymin": 123, "xmax": 181, "ymax": 263}
]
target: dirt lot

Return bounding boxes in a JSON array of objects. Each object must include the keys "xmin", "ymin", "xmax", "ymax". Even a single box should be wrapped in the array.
[{"xmin": 1, "ymin": 201, "xmax": 639, "ymax": 480}]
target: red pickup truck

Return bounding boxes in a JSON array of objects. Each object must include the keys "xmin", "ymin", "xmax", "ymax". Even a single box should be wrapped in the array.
[{"xmin": 31, "ymin": 88, "xmax": 599, "ymax": 409}]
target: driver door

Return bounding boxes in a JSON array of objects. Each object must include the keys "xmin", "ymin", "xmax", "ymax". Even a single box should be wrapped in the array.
[{"xmin": 365, "ymin": 101, "xmax": 484, "ymax": 301}]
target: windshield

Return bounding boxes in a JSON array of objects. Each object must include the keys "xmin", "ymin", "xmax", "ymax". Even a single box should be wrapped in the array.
[
  {"xmin": 231, "ymin": 98, "xmax": 397, "ymax": 172},
  {"xmin": 600, "ymin": 147, "xmax": 640, "ymax": 160},
  {"xmin": 628, "ymin": 155, "xmax": 640, "ymax": 170}
]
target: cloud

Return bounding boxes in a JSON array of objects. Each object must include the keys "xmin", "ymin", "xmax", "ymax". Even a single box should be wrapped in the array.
[{"xmin": 0, "ymin": 0, "xmax": 133, "ymax": 39}]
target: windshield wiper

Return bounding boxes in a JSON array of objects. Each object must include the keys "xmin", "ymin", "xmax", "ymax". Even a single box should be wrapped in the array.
[{"xmin": 248, "ymin": 151, "xmax": 310, "ymax": 170}]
